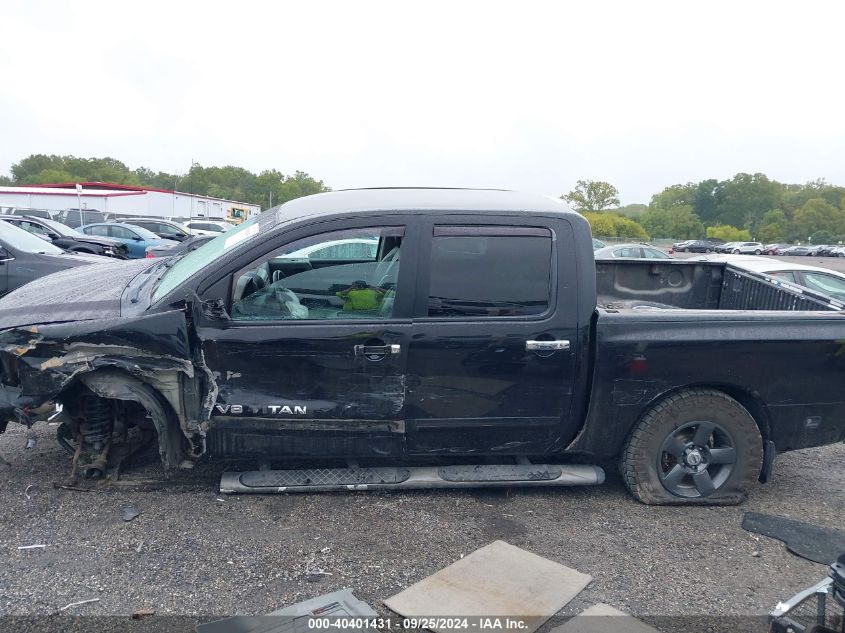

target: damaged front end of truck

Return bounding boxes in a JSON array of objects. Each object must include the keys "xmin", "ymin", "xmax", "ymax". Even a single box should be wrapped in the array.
[{"xmin": 0, "ymin": 310, "xmax": 214, "ymax": 482}]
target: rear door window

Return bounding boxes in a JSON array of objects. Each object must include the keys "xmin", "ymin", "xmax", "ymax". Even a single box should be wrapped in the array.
[{"xmin": 426, "ymin": 226, "xmax": 553, "ymax": 318}]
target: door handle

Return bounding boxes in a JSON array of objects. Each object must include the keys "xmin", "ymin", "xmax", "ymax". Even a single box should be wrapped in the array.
[
  {"xmin": 526, "ymin": 339, "xmax": 570, "ymax": 352},
  {"xmin": 354, "ymin": 344, "xmax": 401, "ymax": 358}
]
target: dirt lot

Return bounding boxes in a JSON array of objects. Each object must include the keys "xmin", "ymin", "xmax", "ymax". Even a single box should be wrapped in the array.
[
  {"xmin": 0, "ymin": 422, "xmax": 842, "ymax": 629},
  {"xmin": 0, "ymin": 252, "xmax": 843, "ymax": 631}
]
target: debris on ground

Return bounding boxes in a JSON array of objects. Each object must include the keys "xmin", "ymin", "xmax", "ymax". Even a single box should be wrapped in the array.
[
  {"xmin": 57, "ymin": 598, "xmax": 100, "ymax": 612},
  {"xmin": 384, "ymin": 540, "xmax": 592, "ymax": 633},
  {"xmin": 742, "ymin": 512, "xmax": 845, "ymax": 564},
  {"xmin": 17, "ymin": 544, "xmax": 46, "ymax": 550},
  {"xmin": 120, "ymin": 504, "xmax": 141, "ymax": 522},
  {"xmin": 131, "ymin": 606, "xmax": 156, "ymax": 619},
  {"xmin": 197, "ymin": 588, "xmax": 377, "ymax": 633},
  {"xmin": 551, "ymin": 603, "xmax": 661, "ymax": 633}
]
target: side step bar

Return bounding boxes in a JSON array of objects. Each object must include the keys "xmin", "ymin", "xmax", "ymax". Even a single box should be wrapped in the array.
[{"xmin": 220, "ymin": 463, "xmax": 605, "ymax": 494}]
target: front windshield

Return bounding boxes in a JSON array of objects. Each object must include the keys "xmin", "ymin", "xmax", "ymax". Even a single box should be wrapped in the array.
[
  {"xmin": 152, "ymin": 216, "xmax": 261, "ymax": 301},
  {"xmin": 38, "ymin": 217, "xmax": 79, "ymax": 237},
  {"xmin": 0, "ymin": 219, "xmax": 65, "ymax": 255}
]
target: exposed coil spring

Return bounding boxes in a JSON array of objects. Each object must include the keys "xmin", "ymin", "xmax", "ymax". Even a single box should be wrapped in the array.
[{"xmin": 78, "ymin": 395, "xmax": 113, "ymax": 450}]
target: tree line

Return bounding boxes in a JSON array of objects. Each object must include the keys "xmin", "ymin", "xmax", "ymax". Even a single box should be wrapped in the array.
[
  {"xmin": 563, "ymin": 174, "xmax": 845, "ymax": 243},
  {"xmin": 0, "ymin": 155, "xmax": 330, "ymax": 210}
]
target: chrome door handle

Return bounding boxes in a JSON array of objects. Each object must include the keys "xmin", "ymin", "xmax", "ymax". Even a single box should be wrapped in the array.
[
  {"xmin": 526, "ymin": 340, "xmax": 570, "ymax": 352},
  {"xmin": 354, "ymin": 344, "xmax": 401, "ymax": 357}
]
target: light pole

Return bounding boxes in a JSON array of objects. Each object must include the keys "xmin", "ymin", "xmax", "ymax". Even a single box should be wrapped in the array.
[{"xmin": 75, "ymin": 183, "xmax": 84, "ymax": 226}]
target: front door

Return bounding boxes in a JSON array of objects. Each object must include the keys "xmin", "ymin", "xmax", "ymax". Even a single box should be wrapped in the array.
[
  {"xmin": 405, "ymin": 219, "xmax": 581, "ymax": 455},
  {"xmin": 197, "ymin": 220, "xmax": 415, "ymax": 460}
]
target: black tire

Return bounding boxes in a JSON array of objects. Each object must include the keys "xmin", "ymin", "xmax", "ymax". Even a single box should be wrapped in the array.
[
  {"xmin": 733, "ymin": 249, "xmax": 741, "ymax": 254},
  {"xmin": 621, "ymin": 389, "xmax": 763, "ymax": 505},
  {"xmin": 754, "ymin": 249, "xmax": 761, "ymax": 255},
  {"xmin": 705, "ymin": 248, "xmax": 712, "ymax": 253}
]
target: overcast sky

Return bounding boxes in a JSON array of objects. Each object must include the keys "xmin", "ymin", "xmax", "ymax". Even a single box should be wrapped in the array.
[{"xmin": 2, "ymin": 1, "xmax": 844, "ymax": 204}]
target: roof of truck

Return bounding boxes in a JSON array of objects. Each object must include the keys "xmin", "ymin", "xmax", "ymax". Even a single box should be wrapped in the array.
[{"xmin": 270, "ymin": 188, "xmax": 576, "ymax": 222}]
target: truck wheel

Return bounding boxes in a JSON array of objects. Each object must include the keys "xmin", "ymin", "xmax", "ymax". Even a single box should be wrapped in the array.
[{"xmin": 621, "ymin": 389, "xmax": 763, "ymax": 505}]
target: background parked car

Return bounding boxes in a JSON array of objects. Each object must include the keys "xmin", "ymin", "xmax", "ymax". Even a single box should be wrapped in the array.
[
  {"xmin": 0, "ymin": 207, "xmax": 57, "ymax": 220},
  {"xmin": 728, "ymin": 241, "xmax": 764, "ymax": 254},
  {"xmin": 763, "ymin": 243, "xmax": 794, "ymax": 255},
  {"xmin": 0, "ymin": 215, "xmax": 129, "ymax": 259},
  {"xmin": 815, "ymin": 245, "xmax": 839, "ymax": 256},
  {"xmin": 780, "ymin": 245, "xmax": 819, "ymax": 256},
  {"xmin": 674, "ymin": 240, "xmax": 717, "ymax": 253},
  {"xmin": 181, "ymin": 220, "xmax": 233, "ymax": 236},
  {"xmin": 715, "ymin": 241, "xmax": 739, "ymax": 253},
  {"xmin": 115, "ymin": 218, "xmax": 191, "ymax": 242},
  {"xmin": 57, "ymin": 209, "xmax": 108, "ymax": 228},
  {"xmin": 79, "ymin": 223, "xmax": 178, "ymax": 259},
  {"xmin": 594, "ymin": 243, "xmax": 672, "ymax": 259},
  {"xmin": 0, "ymin": 218, "xmax": 96, "ymax": 296},
  {"xmin": 696, "ymin": 254, "xmax": 845, "ymax": 303},
  {"xmin": 145, "ymin": 234, "xmax": 215, "ymax": 258},
  {"xmin": 285, "ymin": 237, "xmax": 381, "ymax": 260}
]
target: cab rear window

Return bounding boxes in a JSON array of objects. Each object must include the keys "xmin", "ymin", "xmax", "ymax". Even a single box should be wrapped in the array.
[{"xmin": 427, "ymin": 226, "xmax": 553, "ymax": 318}]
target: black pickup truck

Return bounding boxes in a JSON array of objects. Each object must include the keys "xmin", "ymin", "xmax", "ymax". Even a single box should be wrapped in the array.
[{"xmin": 0, "ymin": 188, "xmax": 843, "ymax": 505}]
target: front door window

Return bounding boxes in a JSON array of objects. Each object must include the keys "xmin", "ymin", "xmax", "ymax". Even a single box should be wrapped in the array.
[{"xmin": 230, "ymin": 227, "xmax": 403, "ymax": 321}]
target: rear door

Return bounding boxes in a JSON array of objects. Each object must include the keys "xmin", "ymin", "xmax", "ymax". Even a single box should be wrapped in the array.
[
  {"xmin": 196, "ymin": 217, "xmax": 417, "ymax": 459},
  {"xmin": 404, "ymin": 217, "xmax": 581, "ymax": 455}
]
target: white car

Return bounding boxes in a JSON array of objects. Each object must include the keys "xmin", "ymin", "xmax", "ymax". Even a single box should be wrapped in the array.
[
  {"xmin": 284, "ymin": 238, "xmax": 380, "ymax": 260},
  {"xmin": 729, "ymin": 242, "xmax": 764, "ymax": 255},
  {"xmin": 693, "ymin": 254, "xmax": 845, "ymax": 303},
  {"xmin": 182, "ymin": 220, "xmax": 233, "ymax": 236}
]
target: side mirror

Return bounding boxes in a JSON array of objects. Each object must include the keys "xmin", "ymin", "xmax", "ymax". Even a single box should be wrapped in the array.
[
  {"xmin": 201, "ymin": 298, "xmax": 231, "ymax": 321},
  {"xmin": 132, "ymin": 236, "xmax": 142, "ymax": 241},
  {"xmin": 0, "ymin": 247, "xmax": 13, "ymax": 263}
]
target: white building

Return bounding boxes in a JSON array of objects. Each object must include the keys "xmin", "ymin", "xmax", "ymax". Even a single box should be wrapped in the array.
[{"xmin": 0, "ymin": 182, "xmax": 261, "ymax": 223}]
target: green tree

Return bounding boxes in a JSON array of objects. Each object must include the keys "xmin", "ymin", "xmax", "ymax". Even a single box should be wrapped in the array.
[
  {"xmin": 640, "ymin": 205, "xmax": 704, "ymax": 239},
  {"xmin": 692, "ymin": 179, "xmax": 722, "ymax": 225},
  {"xmin": 706, "ymin": 225, "xmax": 752, "ymax": 242},
  {"xmin": 792, "ymin": 197, "xmax": 845, "ymax": 240},
  {"xmin": 715, "ymin": 173, "xmax": 781, "ymax": 233},
  {"xmin": 757, "ymin": 209, "xmax": 789, "ymax": 243},
  {"xmin": 649, "ymin": 183, "xmax": 696, "ymax": 210},
  {"xmin": 583, "ymin": 212, "xmax": 648, "ymax": 239},
  {"xmin": 562, "ymin": 180, "xmax": 620, "ymax": 212},
  {"xmin": 7, "ymin": 154, "xmax": 330, "ymax": 209}
]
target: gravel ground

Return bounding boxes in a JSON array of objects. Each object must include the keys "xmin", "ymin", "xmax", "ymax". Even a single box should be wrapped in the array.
[
  {"xmin": 0, "ymin": 422, "xmax": 842, "ymax": 629},
  {"xmin": 0, "ymin": 252, "xmax": 843, "ymax": 631},
  {"xmin": 673, "ymin": 251, "xmax": 845, "ymax": 274}
]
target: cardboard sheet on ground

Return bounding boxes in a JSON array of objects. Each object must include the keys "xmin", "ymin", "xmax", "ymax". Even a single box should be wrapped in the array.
[
  {"xmin": 550, "ymin": 604, "xmax": 660, "ymax": 633},
  {"xmin": 384, "ymin": 540, "xmax": 591, "ymax": 633}
]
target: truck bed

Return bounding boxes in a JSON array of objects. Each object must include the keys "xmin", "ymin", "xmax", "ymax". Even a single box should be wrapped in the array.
[{"xmin": 596, "ymin": 259, "xmax": 844, "ymax": 312}]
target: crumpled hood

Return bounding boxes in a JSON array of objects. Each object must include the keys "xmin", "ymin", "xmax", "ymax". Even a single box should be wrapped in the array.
[{"xmin": 0, "ymin": 259, "xmax": 157, "ymax": 329}]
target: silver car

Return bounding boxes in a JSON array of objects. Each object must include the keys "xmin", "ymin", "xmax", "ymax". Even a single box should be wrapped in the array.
[
  {"xmin": 594, "ymin": 244, "xmax": 673, "ymax": 259},
  {"xmin": 730, "ymin": 242, "xmax": 764, "ymax": 255}
]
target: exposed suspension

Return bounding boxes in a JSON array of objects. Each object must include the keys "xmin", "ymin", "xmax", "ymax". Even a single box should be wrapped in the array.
[{"xmin": 79, "ymin": 395, "xmax": 113, "ymax": 452}]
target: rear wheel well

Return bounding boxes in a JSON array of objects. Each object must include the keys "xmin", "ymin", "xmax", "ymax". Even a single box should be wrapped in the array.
[{"xmin": 636, "ymin": 384, "xmax": 770, "ymax": 444}]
